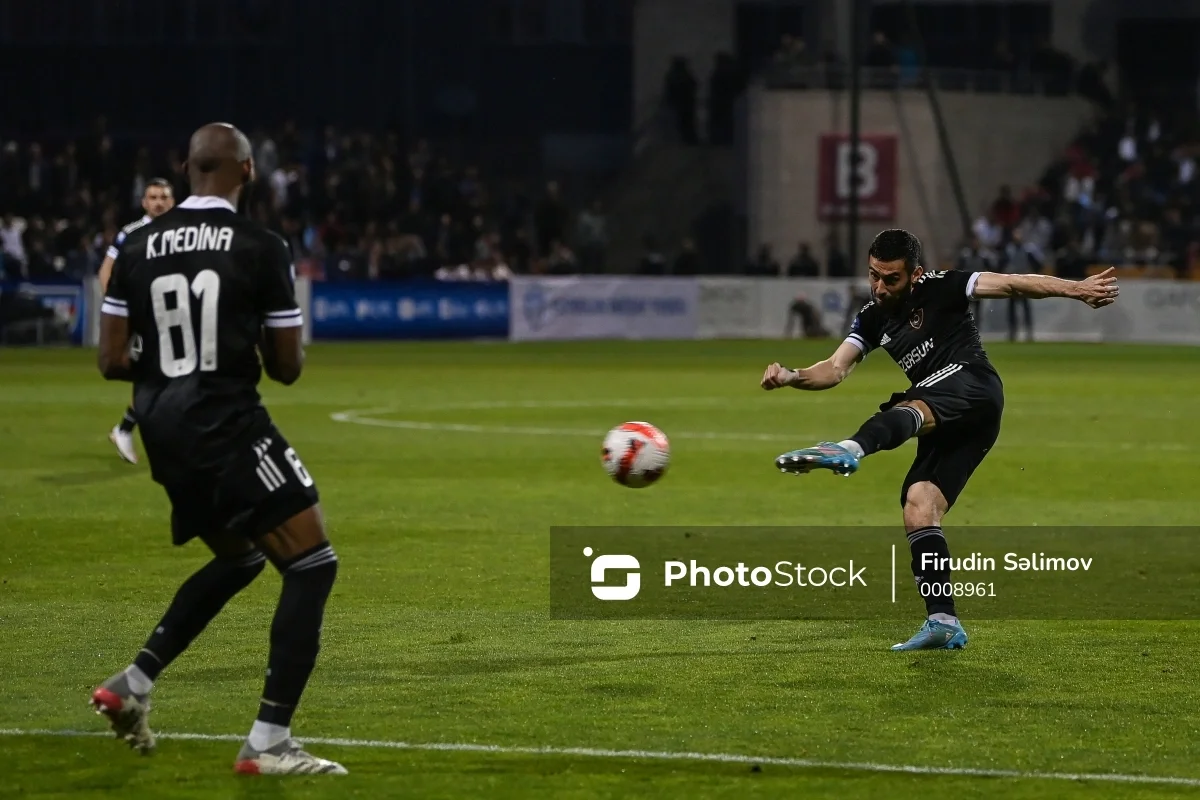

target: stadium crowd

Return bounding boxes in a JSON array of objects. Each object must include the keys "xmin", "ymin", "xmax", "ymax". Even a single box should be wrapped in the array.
[
  {"xmin": 961, "ymin": 102, "xmax": 1200, "ymax": 280},
  {"xmin": 0, "ymin": 121, "xmax": 604, "ymax": 284}
]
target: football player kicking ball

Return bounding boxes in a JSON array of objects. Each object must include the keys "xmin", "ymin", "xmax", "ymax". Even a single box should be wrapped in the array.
[{"xmin": 760, "ymin": 229, "xmax": 1118, "ymax": 651}]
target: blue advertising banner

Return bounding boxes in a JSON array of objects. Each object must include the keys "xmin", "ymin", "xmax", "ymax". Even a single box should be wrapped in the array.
[
  {"xmin": 309, "ymin": 281, "xmax": 510, "ymax": 340},
  {"xmin": 1, "ymin": 282, "xmax": 88, "ymax": 344}
]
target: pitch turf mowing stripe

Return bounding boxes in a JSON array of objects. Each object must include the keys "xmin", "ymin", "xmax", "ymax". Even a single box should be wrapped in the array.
[{"xmin": 1, "ymin": 728, "xmax": 1197, "ymax": 787}]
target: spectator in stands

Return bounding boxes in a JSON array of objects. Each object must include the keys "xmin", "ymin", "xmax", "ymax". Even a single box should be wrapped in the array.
[
  {"xmin": 673, "ymin": 238, "xmax": 702, "ymax": 274},
  {"xmin": 1000, "ymin": 228, "xmax": 1043, "ymax": 341},
  {"xmin": 865, "ymin": 32, "xmax": 896, "ymax": 69},
  {"xmin": 746, "ymin": 244, "xmax": 780, "ymax": 276},
  {"xmin": 786, "ymin": 241, "xmax": 820, "ymax": 276},
  {"xmin": 708, "ymin": 52, "xmax": 743, "ymax": 145},
  {"xmin": 638, "ymin": 235, "xmax": 667, "ymax": 274},
  {"xmin": 575, "ymin": 201, "xmax": 609, "ymax": 272},
  {"xmin": 1161, "ymin": 206, "xmax": 1192, "ymax": 276},
  {"xmin": 972, "ymin": 204, "xmax": 1003, "ymax": 250},
  {"xmin": 1, "ymin": 213, "xmax": 25, "ymax": 271},
  {"xmin": 783, "ymin": 294, "xmax": 829, "ymax": 339},
  {"xmin": 1054, "ymin": 236, "xmax": 1090, "ymax": 279},
  {"xmin": 865, "ymin": 32, "xmax": 898, "ymax": 89},
  {"xmin": 534, "ymin": 180, "xmax": 569, "ymax": 257},
  {"xmin": 663, "ymin": 56, "xmax": 699, "ymax": 145},
  {"xmin": 1016, "ymin": 207, "xmax": 1054, "ymax": 253},
  {"xmin": 991, "ymin": 185, "xmax": 1022, "ymax": 234},
  {"xmin": 957, "ymin": 234, "xmax": 998, "ymax": 319},
  {"xmin": 544, "ymin": 241, "xmax": 578, "ymax": 275},
  {"xmin": 825, "ymin": 233, "xmax": 850, "ymax": 277}
]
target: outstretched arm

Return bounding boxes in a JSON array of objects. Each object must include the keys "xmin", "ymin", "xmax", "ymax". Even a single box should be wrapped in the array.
[
  {"xmin": 761, "ymin": 340, "xmax": 864, "ymax": 391},
  {"xmin": 972, "ymin": 267, "xmax": 1119, "ymax": 308}
]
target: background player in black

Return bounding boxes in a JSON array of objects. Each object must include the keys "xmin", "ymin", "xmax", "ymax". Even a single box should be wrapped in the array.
[
  {"xmin": 91, "ymin": 122, "xmax": 346, "ymax": 776},
  {"xmin": 760, "ymin": 229, "xmax": 1119, "ymax": 651},
  {"xmin": 99, "ymin": 178, "xmax": 175, "ymax": 464}
]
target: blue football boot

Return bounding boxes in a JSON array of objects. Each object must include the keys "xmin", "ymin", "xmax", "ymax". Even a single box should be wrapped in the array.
[
  {"xmin": 890, "ymin": 619, "xmax": 969, "ymax": 651},
  {"xmin": 775, "ymin": 442, "xmax": 860, "ymax": 477}
]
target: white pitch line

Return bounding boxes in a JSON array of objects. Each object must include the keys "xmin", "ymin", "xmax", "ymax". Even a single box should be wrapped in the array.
[
  {"xmin": 330, "ymin": 409, "xmax": 805, "ymax": 442},
  {"xmin": 0, "ymin": 728, "xmax": 1197, "ymax": 787},
  {"xmin": 329, "ymin": 408, "xmax": 1188, "ymax": 451}
]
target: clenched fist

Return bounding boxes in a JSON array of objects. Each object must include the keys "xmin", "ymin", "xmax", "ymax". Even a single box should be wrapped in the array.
[{"xmin": 761, "ymin": 362, "xmax": 798, "ymax": 390}]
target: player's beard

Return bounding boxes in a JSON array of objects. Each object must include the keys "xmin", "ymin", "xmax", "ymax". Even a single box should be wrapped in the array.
[{"xmin": 877, "ymin": 283, "xmax": 914, "ymax": 314}]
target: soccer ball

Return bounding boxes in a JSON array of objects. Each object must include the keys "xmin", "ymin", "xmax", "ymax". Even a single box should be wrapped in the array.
[{"xmin": 601, "ymin": 421, "xmax": 670, "ymax": 488}]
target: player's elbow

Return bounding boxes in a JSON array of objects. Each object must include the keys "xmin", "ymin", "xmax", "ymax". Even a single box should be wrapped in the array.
[
  {"xmin": 267, "ymin": 363, "xmax": 302, "ymax": 385},
  {"xmin": 97, "ymin": 349, "xmax": 130, "ymax": 381}
]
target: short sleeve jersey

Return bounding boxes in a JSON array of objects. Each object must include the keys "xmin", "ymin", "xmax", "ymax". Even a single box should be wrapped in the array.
[
  {"xmin": 105, "ymin": 215, "xmax": 152, "ymax": 263},
  {"xmin": 845, "ymin": 269, "xmax": 994, "ymax": 385},
  {"xmin": 102, "ymin": 196, "xmax": 302, "ymax": 454}
]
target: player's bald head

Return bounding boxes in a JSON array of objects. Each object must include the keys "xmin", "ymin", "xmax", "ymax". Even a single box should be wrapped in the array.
[{"xmin": 187, "ymin": 122, "xmax": 252, "ymax": 173}]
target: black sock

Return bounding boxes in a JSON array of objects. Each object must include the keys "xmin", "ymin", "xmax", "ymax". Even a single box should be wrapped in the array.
[
  {"xmin": 258, "ymin": 544, "xmax": 338, "ymax": 727},
  {"xmin": 134, "ymin": 551, "xmax": 267, "ymax": 681},
  {"xmin": 850, "ymin": 405, "xmax": 924, "ymax": 457},
  {"xmin": 908, "ymin": 526, "xmax": 956, "ymax": 617},
  {"xmin": 118, "ymin": 408, "xmax": 137, "ymax": 433}
]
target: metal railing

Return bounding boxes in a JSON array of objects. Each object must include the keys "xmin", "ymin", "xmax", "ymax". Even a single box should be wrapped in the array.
[{"xmin": 761, "ymin": 64, "xmax": 1079, "ymax": 97}]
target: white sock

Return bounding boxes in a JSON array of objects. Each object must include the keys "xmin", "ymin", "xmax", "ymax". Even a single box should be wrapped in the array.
[
  {"xmin": 837, "ymin": 439, "xmax": 865, "ymax": 459},
  {"xmin": 248, "ymin": 720, "xmax": 291, "ymax": 751},
  {"xmin": 123, "ymin": 665, "xmax": 154, "ymax": 696},
  {"xmin": 929, "ymin": 613, "xmax": 959, "ymax": 625}
]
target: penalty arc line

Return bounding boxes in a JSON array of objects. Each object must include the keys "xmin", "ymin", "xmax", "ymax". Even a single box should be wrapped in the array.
[
  {"xmin": 329, "ymin": 408, "xmax": 1188, "ymax": 451},
  {"xmin": 0, "ymin": 729, "xmax": 1198, "ymax": 787},
  {"xmin": 329, "ymin": 409, "xmax": 808, "ymax": 442}
]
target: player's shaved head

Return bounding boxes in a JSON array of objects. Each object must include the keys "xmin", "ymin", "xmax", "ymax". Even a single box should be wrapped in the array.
[
  {"xmin": 188, "ymin": 123, "xmax": 251, "ymax": 172},
  {"xmin": 185, "ymin": 122, "xmax": 254, "ymax": 206}
]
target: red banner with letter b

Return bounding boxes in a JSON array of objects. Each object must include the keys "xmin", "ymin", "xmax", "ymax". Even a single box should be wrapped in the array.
[{"xmin": 817, "ymin": 134, "xmax": 898, "ymax": 222}]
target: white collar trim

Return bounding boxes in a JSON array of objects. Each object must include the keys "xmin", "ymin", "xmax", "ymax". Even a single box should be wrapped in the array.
[{"xmin": 179, "ymin": 195, "xmax": 236, "ymax": 213}]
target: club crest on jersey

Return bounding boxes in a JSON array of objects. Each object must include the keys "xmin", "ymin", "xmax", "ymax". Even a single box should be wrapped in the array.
[{"xmin": 909, "ymin": 309, "xmax": 924, "ymax": 330}]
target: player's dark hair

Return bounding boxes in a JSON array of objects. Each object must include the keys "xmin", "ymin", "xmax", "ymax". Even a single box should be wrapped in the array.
[
  {"xmin": 868, "ymin": 229, "xmax": 923, "ymax": 274},
  {"xmin": 145, "ymin": 178, "xmax": 172, "ymax": 192}
]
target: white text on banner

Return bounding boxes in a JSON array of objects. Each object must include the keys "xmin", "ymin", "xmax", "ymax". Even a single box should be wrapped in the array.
[{"xmin": 509, "ymin": 276, "xmax": 699, "ymax": 341}]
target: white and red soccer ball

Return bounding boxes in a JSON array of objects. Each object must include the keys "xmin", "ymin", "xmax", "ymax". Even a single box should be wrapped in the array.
[{"xmin": 601, "ymin": 421, "xmax": 670, "ymax": 488}]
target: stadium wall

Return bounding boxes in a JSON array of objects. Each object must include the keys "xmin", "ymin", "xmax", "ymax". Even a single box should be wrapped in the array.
[
  {"xmin": 56, "ymin": 275, "xmax": 1200, "ymax": 347},
  {"xmin": 745, "ymin": 87, "xmax": 1093, "ymax": 269}
]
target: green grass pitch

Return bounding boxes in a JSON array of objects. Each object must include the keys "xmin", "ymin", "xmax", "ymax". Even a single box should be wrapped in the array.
[{"xmin": 1, "ymin": 339, "xmax": 1198, "ymax": 798}]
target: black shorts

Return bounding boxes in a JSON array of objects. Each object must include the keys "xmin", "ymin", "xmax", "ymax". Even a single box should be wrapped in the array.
[
  {"xmin": 880, "ymin": 363, "xmax": 1004, "ymax": 509},
  {"xmin": 156, "ymin": 425, "xmax": 320, "ymax": 546}
]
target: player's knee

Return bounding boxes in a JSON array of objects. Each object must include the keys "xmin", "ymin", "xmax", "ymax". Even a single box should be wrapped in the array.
[
  {"xmin": 902, "ymin": 481, "xmax": 947, "ymax": 528},
  {"xmin": 256, "ymin": 504, "xmax": 330, "ymax": 567},
  {"xmin": 896, "ymin": 400, "xmax": 936, "ymax": 433}
]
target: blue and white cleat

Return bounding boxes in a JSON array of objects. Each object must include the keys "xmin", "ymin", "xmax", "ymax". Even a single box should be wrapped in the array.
[
  {"xmin": 890, "ymin": 619, "xmax": 969, "ymax": 651},
  {"xmin": 775, "ymin": 442, "xmax": 859, "ymax": 477}
]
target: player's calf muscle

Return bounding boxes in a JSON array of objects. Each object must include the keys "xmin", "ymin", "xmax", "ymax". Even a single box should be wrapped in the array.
[{"xmin": 903, "ymin": 482, "xmax": 946, "ymax": 529}]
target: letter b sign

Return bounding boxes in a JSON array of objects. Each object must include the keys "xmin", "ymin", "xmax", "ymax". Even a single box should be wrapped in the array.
[
  {"xmin": 836, "ymin": 141, "xmax": 878, "ymax": 199},
  {"xmin": 817, "ymin": 134, "xmax": 897, "ymax": 221}
]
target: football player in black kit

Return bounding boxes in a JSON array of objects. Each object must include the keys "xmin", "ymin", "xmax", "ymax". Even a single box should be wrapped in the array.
[
  {"xmin": 760, "ymin": 229, "xmax": 1118, "ymax": 651},
  {"xmin": 91, "ymin": 122, "xmax": 346, "ymax": 775}
]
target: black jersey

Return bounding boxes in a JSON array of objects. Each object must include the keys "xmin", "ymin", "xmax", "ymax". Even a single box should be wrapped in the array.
[
  {"xmin": 845, "ymin": 268, "xmax": 994, "ymax": 385},
  {"xmin": 106, "ymin": 214, "xmax": 152, "ymax": 262},
  {"xmin": 101, "ymin": 195, "xmax": 302, "ymax": 469}
]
